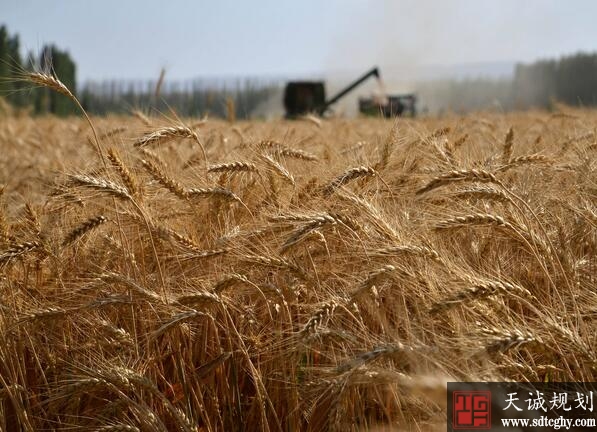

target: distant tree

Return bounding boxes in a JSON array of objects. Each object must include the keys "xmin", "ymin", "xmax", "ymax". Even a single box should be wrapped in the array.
[
  {"xmin": 0, "ymin": 25, "xmax": 80, "ymax": 115},
  {"xmin": 512, "ymin": 60, "xmax": 557, "ymax": 109},
  {"xmin": 0, "ymin": 25, "xmax": 27, "ymax": 108},
  {"xmin": 555, "ymin": 52, "xmax": 597, "ymax": 106},
  {"xmin": 34, "ymin": 45, "xmax": 77, "ymax": 115},
  {"xmin": 513, "ymin": 52, "xmax": 597, "ymax": 110}
]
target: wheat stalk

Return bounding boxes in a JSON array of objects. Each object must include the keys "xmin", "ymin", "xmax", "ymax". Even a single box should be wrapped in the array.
[
  {"xmin": 451, "ymin": 185, "xmax": 511, "ymax": 203},
  {"xmin": 26, "ymin": 71, "xmax": 74, "ymax": 99},
  {"xmin": 0, "ymin": 241, "xmax": 40, "ymax": 266},
  {"xmin": 434, "ymin": 213, "xmax": 519, "ymax": 231},
  {"xmin": 63, "ymin": 215, "xmax": 107, "ymax": 246},
  {"xmin": 336, "ymin": 190, "xmax": 398, "ymax": 239},
  {"xmin": 277, "ymin": 147, "xmax": 319, "ymax": 161},
  {"xmin": 135, "ymin": 125, "xmax": 208, "ymax": 177},
  {"xmin": 375, "ymin": 120, "xmax": 399, "ymax": 171},
  {"xmin": 323, "ymin": 166, "xmax": 377, "ymax": 195},
  {"xmin": 92, "ymin": 425, "xmax": 140, "ymax": 432},
  {"xmin": 151, "ymin": 310, "xmax": 214, "ymax": 339},
  {"xmin": 453, "ymin": 134, "xmax": 469, "ymax": 149},
  {"xmin": 99, "ymin": 271, "xmax": 164, "ymax": 303},
  {"xmin": 431, "ymin": 280, "xmax": 531, "ymax": 313},
  {"xmin": 141, "ymin": 159, "xmax": 187, "ymax": 199},
  {"xmin": 349, "ymin": 264, "xmax": 397, "ymax": 301},
  {"xmin": 107, "ymin": 148, "xmax": 137, "ymax": 196},
  {"xmin": 481, "ymin": 327, "xmax": 539, "ymax": 354},
  {"xmin": 25, "ymin": 71, "xmax": 106, "ymax": 166},
  {"xmin": 300, "ymin": 300, "xmax": 340, "ymax": 337},
  {"xmin": 281, "ymin": 215, "xmax": 337, "ymax": 252},
  {"xmin": 417, "ymin": 169, "xmax": 501, "ymax": 194},
  {"xmin": 497, "ymin": 154, "xmax": 553, "ymax": 172},
  {"xmin": 68, "ymin": 174, "xmax": 132, "ymax": 200},
  {"xmin": 370, "ymin": 244, "xmax": 440, "ymax": 261},
  {"xmin": 134, "ymin": 126, "xmax": 196, "ymax": 147},
  {"xmin": 212, "ymin": 273, "xmax": 251, "ymax": 293},
  {"xmin": 131, "ymin": 109, "xmax": 152, "ymax": 126},
  {"xmin": 426, "ymin": 126, "xmax": 451, "ymax": 140},
  {"xmin": 24, "ymin": 203, "xmax": 41, "ymax": 238},
  {"xmin": 207, "ymin": 161, "xmax": 258, "ymax": 174},
  {"xmin": 175, "ymin": 291, "xmax": 221, "ymax": 307},
  {"xmin": 260, "ymin": 153, "xmax": 295, "ymax": 185},
  {"xmin": 336, "ymin": 342, "xmax": 422, "ymax": 373},
  {"xmin": 187, "ymin": 186, "xmax": 241, "ymax": 202},
  {"xmin": 502, "ymin": 127, "xmax": 514, "ymax": 163},
  {"xmin": 100, "ymin": 127, "xmax": 127, "ymax": 139}
]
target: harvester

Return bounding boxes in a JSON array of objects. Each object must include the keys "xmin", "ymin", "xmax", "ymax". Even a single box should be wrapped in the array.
[
  {"xmin": 358, "ymin": 94, "xmax": 417, "ymax": 117},
  {"xmin": 283, "ymin": 66, "xmax": 416, "ymax": 118}
]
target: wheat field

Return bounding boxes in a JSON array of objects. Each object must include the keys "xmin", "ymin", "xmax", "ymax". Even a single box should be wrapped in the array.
[{"xmin": 0, "ymin": 80, "xmax": 596, "ymax": 431}]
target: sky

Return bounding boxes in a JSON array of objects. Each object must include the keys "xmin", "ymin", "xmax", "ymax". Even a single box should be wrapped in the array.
[{"xmin": 2, "ymin": 0, "xmax": 597, "ymax": 83}]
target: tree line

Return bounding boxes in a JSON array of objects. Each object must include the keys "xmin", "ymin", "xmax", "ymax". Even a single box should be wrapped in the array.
[
  {"xmin": 79, "ymin": 78, "xmax": 279, "ymax": 119},
  {"xmin": 418, "ymin": 52, "xmax": 597, "ymax": 113},
  {"xmin": 512, "ymin": 52, "xmax": 597, "ymax": 109},
  {"xmin": 0, "ymin": 25, "xmax": 277, "ymax": 118}
]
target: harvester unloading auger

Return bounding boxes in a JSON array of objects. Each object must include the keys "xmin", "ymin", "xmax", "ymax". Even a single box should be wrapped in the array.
[{"xmin": 283, "ymin": 66, "xmax": 416, "ymax": 118}]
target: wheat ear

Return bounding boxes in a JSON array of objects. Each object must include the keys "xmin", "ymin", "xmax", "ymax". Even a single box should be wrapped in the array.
[
  {"xmin": 68, "ymin": 174, "xmax": 132, "ymax": 201},
  {"xmin": 134, "ymin": 125, "xmax": 208, "ymax": 177},
  {"xmin": 25, "ymin": 72, "xmax": 106, "ymax": 166},
  {"xmin": 260, "ymin": 153, "xmax": 295, "ymax": 185},
  {"xmin": 416, "ymin": 169, "xmax": 500, "ymax": 194},
  {"xmin": 131, "ymin": 109, "xmax": 152, "ymax": 126},
  {"xmin": 207, "ymin": 161, "xmax": 258, "ymax": 174},
  {"xmin": 323, "ymin": 166, "xmax": 377, "ymax": 195},
  {"xmin": 430, "ymin": 280, "xmax": 531, "ymax": 313},
  {"xmin": 107, "ymin": 148, "xmax": 137, "ymax": 196},
  {"xmin": 140, "ymin": 159, "xmax": 187, "ymax": 199},
  {"xmin": 497, "ymin": 154, "xmax": 553, "ymax": 172},
  {"xmin": 63, "ymin": 215, "xmax": 107, "ymax": 246},
  {"xmin": 434, "ymin": 213, "xmax": 519, "ymax": 231},
  {"xmin": 502, "ymin": 127, "xmax": 514, "ymax": 163}
]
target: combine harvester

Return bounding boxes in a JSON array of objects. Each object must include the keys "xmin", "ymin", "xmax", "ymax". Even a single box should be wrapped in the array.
[{"xmin": 283, "ymin": 66, "xmax": 416, "ymax": 118}]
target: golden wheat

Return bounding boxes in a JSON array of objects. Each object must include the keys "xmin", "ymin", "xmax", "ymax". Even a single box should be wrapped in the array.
[{"xmin": 0, "ymin": 95, "xmax": 595, "ymax": 431}]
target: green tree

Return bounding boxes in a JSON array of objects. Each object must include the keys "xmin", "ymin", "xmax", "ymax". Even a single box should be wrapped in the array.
[
  {"xmin": 555, "ymin": 52, "xmax": 597, "ymax": 106},
  {"xmin": 512, "ymin": 60, "xmax": 557, "ymax": 109},
  {"xmin": 0, "ymin": 25, "xmax": 27, "ymax": 108},
  {"xmin": 512, "ymin": 52, "xmax": 597, "ymax": 110},
  {"xmin": 35, "ymin": 44, "xmax": 77, "ymax": 115}
]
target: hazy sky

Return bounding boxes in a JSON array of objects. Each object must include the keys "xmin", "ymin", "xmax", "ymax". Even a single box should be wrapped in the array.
[{"xmin": 3, "ymin": 0, "xmax": 597, "ymax": 82}]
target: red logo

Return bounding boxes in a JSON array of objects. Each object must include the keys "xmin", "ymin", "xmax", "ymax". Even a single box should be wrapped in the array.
[{"xmin": 452, "ymin": 391, "xmax": 491, "ymax": 429}]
